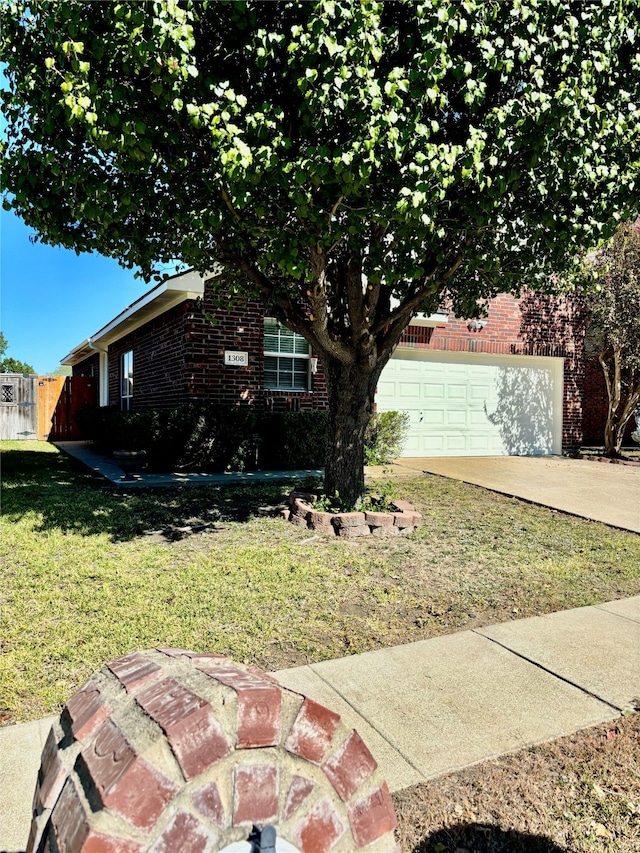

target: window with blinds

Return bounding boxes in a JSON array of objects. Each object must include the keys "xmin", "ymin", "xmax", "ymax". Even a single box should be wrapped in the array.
[{"xmin": 263, "ymin": 318, "xmax": 310, "ymax": 391}]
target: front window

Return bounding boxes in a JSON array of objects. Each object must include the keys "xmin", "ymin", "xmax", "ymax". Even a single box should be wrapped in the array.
[
  {"xmin": 121, "ymin": 350, "xmax": 133, "ymax": 411},
  {"xmin": 264, "ymin": 318, "xmax": 310, "ymax": 391}
]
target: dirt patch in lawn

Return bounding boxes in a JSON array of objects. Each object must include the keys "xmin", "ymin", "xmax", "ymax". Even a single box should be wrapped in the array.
[{"xmin": 394, "ymin": 714, "xmax": 640, "ymax": 853}]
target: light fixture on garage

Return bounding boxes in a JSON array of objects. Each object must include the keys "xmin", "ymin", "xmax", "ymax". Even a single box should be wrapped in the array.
[
  {"xmin": 310, "ymin": 356, "xmax": 319, "ymax": 374},
  {"xmin": 467, "ymin": 319, "xmax": 488, "ymax": 332}
]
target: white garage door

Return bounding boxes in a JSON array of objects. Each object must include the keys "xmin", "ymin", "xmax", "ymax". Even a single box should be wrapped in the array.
[{"xmin": 376, "ymin": 350, "xmax": 564, "ymax": 457}]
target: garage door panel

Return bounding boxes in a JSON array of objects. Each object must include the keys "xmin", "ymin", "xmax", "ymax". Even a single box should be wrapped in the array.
[
  {"xmin": 421, "ymin": 435, "xmax": 446, "ymax": 453},
  {"xmin": 400, "ymin": 361, "xmax": 426, "ymax": 375},
  {"xmin": 470, "ymin": 384, "xmax": 493, "ymax": 401},
  {"xmin": 469, "ymin": 366, "xmax": 493, "ymax": 378},
  {"xmin": 490, "ymin": 435, "xmax": 507, "ymax": 453},
  {"xmin": 423, "ymin": 410, "xmax": 445, "ymax": 425},
  {"xmin": 469, "ymin": 410, "xmax": 490, "ymax": 426},
  {"xmin": 376, "ymin": 380, "xmax": 397, "ymax": 397},
  {"xmin": 446, "ymin": 410, "xmax": 467, "ymax": 427},
  {"xmin": 404, "ymin": 435, "xmax": 424, "ymax": 453},
  {"xmin": 397, "ymin": 381, "xmax": 421, "ymax": 397},
  {"xmin": 469, "ymin": 435, "xmax": 491, "ymax": 452},
  {"xmin": 404, "ymin": 410, "xmax": 423, "ymax": 428},
  {"xmin": 446, "ymin": 384, "xmax": 468, "ymax": 401},
  {"xmin": 376, "ymin": 354, "xmax": 561, "ymax": 457},
  {"xmin": 423, "ymin": 383, "xmax": 445, "ymax": 400},
  {"xmin": 444, "ymin": 435, "xmax": 467, "ymax": 452}
]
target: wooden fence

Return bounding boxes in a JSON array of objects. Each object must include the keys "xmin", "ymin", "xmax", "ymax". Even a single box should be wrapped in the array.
[
  {"xmin": 0, "ymin": 374, "xmax": 37, "ymax": 439},
  {"xmin": 0, "ymin": 375, "xmax": 98, "ymax": 441}
]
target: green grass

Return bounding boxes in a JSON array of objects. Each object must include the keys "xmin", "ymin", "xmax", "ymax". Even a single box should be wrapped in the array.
[{"xmin": 2, "ymin": 440, "xmax": 640, "ymax": 724}]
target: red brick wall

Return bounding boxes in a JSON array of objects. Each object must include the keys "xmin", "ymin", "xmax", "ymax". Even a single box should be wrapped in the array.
[
  {"xmin": 177, "ymin": 298, "xmax": 264, "ymax": 407},
  {"xmin": 178, "ymin": 294, "xmax": 328, "ymax": 411},
  {"xmin": 517, "ymin": 292, "xmax": 586, "ymax": 450},
  {"xmin": 400, "ymin": 292, "xmax": 582, "ymax": 358},
  {"xmin": 582, "ymin": 360, "xmax": 609, "ymax": 445},
  {"xmin": 100, "ymin": 289, "xmax": 328, "ymax": 412},
  {"xmin": 107, "ymin": 302, "xmax": 191, "ymax": 409},
  {"xmin": 72, "ymin": 353, "xmax": 100, "ymax": 380}
]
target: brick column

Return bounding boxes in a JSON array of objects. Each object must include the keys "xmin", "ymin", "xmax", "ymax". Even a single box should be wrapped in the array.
[{"xmin": 28, "ymin": 650, "xmax": 399, "ymax": 853}]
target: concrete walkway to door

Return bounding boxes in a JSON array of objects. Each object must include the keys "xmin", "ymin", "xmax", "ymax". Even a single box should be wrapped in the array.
[{"xmin": 391, "ymin": 455, "xmax": 640, "ymax": 534}]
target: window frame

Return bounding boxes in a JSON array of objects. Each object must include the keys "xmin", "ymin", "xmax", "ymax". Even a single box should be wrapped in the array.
[
  {"xmin": 120, "ymin": 350, "xmax": 134, "ymax": 411},
  {"xmin": 263, "ymin": 318, "xmax": 311, "ymax": 392}
]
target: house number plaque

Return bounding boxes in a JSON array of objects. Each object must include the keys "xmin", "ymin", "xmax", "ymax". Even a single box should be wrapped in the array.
[{"xmin": 224, "ymin": 350, "xmax": 249, "ymax": 366}]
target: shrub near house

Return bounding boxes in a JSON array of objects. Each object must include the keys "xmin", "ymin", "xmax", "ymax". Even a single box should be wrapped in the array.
[{"xmin": 76, "ymin": 405, "xmax": 409, "ymax": 472}]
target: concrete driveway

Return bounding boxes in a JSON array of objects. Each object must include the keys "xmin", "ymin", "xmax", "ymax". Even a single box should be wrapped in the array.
[{"xmin": 391, "ymin": 455, "xmax": 640, "ymax": 534}]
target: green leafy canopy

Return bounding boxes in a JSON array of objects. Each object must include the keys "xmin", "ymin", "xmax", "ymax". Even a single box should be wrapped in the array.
[
  {"xmin": 1, "ymin": 0, "xmax": 638, "ymax": 330},
  {"xmin": 584, "ymin": 221, "xmax": 640, "ymax": 370}
]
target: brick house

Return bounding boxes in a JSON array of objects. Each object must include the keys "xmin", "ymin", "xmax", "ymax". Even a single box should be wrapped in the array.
[
  {"xmin": 62, "ymin": 268, "xmax": 608, "ymax": 457},
  {"xmin": 63, "ymin": 269, "xmax": 329, "ymax": 416}
]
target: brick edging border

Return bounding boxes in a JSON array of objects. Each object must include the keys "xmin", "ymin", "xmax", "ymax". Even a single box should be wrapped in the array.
[{"xmin": 280, "ymin": 491, "xmax": 422, "ymax": 537}]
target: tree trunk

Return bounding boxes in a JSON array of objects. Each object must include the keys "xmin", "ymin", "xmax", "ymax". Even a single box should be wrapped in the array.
[
  {"xmin": 604, "ymin": 415, "xmax": 618, "ymax": 457},
  {"xmin": 613, "ymin": 389, "xmax": 640, "ymax": 455},
  {"xmin": 600, "ymin": 348, "xmax": 640, "ymax": 456},
  {"xmin": 322, "ymin": 357, "xmax": 383, "ymax": 508}
]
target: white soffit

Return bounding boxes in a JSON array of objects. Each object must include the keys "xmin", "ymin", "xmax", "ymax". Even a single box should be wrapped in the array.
[
  {"xmin": 61, "ymin": 269, "xmax": 218, "ymax": 365},
  {"xmin": 409, "ymin": 310, "xmax": 449, "ymax": 327},
  {"xmin": 388, "ymin": 295, "xmax": 449, "ymax": 327}
]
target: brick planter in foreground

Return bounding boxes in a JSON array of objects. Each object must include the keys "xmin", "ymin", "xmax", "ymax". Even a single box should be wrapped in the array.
[
  {"xmin": 28, "ymin": 650, "xmax": 398, "ymax": 853},
  {"xmin": 283, "ymin": 492, "xmax": 422, "ymax": 537}
]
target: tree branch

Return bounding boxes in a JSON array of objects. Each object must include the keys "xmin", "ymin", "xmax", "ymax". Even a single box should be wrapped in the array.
[
  {"xmin": 306, "ymin": 246, "xmax": 354, "ymax": 362},
  {"xmin": 371, "ymin": 252, "xmax": 463, "ymax": 338},
  {"xmin": 346, "ymin": 253, "xmax": 366, "ymax": 347},
  {"xmin": 221, "ymin": 187, "xmax": 242, "ymax": 224},
  {"xmin": 328, "ymin": 195, "xmax": 343, "ymax": 229}
]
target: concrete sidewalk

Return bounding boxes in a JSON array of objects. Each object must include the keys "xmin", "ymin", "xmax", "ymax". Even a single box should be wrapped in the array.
[
  {"xmin": 53, "ymin": 440, "xmax": 422, "ymax": 489},
  {"xmin": 394, "ymin": 455, "xmax": 640, "ymax": 534},
  {"xmin": 2, "ymin": 596, "xmax": 639, "ymax": 852},
  {"xmin": 55, "ymin": 441, "xmax": 324, "ymax": 488}
]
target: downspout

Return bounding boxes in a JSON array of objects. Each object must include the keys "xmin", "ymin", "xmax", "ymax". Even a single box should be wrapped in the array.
[{"xmin": 87, "ymin": 338, "xmax": 109, "ymax": 407}]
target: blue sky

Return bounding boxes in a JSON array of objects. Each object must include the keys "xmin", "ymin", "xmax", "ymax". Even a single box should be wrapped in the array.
[{"xmin": 1, "ymin": 207, "xmax": 154, "ymax": 374}]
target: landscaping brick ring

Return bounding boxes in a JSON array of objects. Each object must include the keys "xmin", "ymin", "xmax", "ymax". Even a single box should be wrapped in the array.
[
  {"xmin": 283, "ymin": 492, "xmax": 422, "ymax": 537},
  {"xmin": 28, "ymin": 650, "xmax": 399, "ymax": 853}
]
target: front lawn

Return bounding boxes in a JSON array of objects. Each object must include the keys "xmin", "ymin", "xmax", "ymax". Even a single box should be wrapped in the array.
[{"xmin": 2, "ymin": 440, "xmax": 639, "ymax": 724}]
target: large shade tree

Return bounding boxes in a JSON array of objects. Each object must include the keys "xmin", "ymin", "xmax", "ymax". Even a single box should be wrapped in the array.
[{"xmin": 2, "ymin": 0, "xmax": 639, "ymax": 504}]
